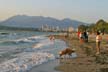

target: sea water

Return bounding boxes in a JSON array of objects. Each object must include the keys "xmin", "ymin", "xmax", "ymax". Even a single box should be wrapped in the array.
[{"xmin": 0, "ymin": 30, "xmax": 67, "ymax": 72}]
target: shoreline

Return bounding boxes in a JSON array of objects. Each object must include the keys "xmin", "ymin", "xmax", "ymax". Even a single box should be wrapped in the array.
[
  {"xmin": 54, "ymin": 34, "xmax": 108, "ymax": 72},
  {"xmin": 29, "ymin": 59, "xmax": 61, "ymax": 72},
  {"xmin": 29, "ymin": 34, "xmax": 71, "ymax": 72},
  {"xmin": 29, "ymin": 35, "xmax": 67, "ymax": 72},
  {"xmin": 30, "ymin": 34, "xmax": 108, "ymax": 72}
]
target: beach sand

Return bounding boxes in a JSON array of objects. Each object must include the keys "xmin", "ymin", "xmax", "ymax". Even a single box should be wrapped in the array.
[
  {"xmin": 30, "ymin": 60, "xmax": 60, "ymax": 72},
  {"xmin": 30, "ymin": 33, "xmax": 108, "ymax": 72},
  {"xmin": 55, "ymin": 34, "xmax": 108, "ymax": 72}
]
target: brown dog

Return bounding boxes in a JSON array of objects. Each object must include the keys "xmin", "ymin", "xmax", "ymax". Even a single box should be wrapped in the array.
[{"xmin": 59, "ymin": 48, "xmax": 75, "ymax": 57}]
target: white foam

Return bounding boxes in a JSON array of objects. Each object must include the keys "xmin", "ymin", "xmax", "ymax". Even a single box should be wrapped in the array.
[
  {"xmin": 0, "ymin": 52, "xmax": 55, "ymax": 72},
  {"xmin": 32, "ymin": 39, "xmax": 54, "ymax": 49},
  {"xmin": 15, "ymin": 38, "xmax": 33, "ymax": 43},
  {"xmin": 32, "ymin": 43, "xmax": 43, "ymax": 48},
  {"xmin": 14, "ymin": 35, "xmax": 47, "ymax": 43},
  {"xmin": 28, "ymin": 35, "xmax": 46, "ymax": 39},
  {"xmin": 1, "ymin": 35, "xmax": 47, "ymax": 44}
]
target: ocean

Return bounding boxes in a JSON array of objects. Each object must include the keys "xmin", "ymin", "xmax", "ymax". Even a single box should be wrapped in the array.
[{"xmin": 0, "ymin": 30, "xmax": 67, "ymax": 72}]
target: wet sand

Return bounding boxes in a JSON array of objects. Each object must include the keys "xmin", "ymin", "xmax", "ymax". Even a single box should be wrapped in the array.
[
  {"xmin": 54, "ymin": 34, "xmax": 108, "ymax": 72},
  {"xmin": 30, "ymin": 33, "xmax": 108, "ymax": 72},
  {"xmin": 30, "ymin": 60, "xmax": 60, "ymax": 72}
]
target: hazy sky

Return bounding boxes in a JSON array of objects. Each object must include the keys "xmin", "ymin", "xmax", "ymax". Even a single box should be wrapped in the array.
[{"xmin": 0, "ymin": 0, "xmax": 108, "ymax": 23}]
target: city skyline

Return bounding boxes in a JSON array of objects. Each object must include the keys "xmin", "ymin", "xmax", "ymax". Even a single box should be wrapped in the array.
[{"xmin": 0, "ymin": 0, "xmax": 108, "ymax": 23}]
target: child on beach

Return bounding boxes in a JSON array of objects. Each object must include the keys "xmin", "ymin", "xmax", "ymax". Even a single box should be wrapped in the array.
[{"xmin": 96, "ymin": 31, "xmax": 102, "ymax": 55}]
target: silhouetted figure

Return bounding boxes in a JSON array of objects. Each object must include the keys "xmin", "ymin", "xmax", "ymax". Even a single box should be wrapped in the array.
[{"xmin": 83, "ymin": 31, "xmax": 88, "ymax": 42}]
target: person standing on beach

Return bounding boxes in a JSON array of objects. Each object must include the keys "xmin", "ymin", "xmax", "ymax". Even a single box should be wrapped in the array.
[
  {"xmin": 79, "ymin": 32, "xmax": 84, "ymax": 44},
  {"xmin": 96, "ymin": 31, "xmax": 102, "ymax": 55},
  {"xmin": 83, "ymin": 31, "xmax": 88, "ymax": 42},
  {"xmin": 77, "ymin": 31, "xmax": 81, "ymax": 40}
]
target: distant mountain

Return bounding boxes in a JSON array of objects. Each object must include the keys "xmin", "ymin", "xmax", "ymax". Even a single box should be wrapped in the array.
[{"xmin": 0, "ymin": 15, "xmax": 87, "ymax": 29}]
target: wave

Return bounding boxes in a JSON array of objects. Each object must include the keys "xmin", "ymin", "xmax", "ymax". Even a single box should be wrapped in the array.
[
  {"xmin": 32, "ymin": 39, "xmax": 54, "ymax": 48},
  {"xmin": 0, "ymin": 34, "xmax": 67, "ymax": 72},
  {"xmin": 1, "ymin": 39, "xmax": 33, "ymax": 45},
  {"xmin": 23, "ymin": 38, "xmax": 55, "ymax": 52},
  {"xmin": 0, "ymin": 52, "xmax": 55, "ymax": 72},
  {"xmin": 1, "ymin": 35, "xmax": 47, "ymax": 45}
]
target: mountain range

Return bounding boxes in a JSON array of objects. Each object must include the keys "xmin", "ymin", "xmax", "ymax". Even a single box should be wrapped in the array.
[{"xmin": 0, "ymin": 15, "xmax": 87, "ymax": 29}]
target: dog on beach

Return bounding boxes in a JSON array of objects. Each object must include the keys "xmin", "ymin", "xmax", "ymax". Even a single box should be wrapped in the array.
[{"xmin": 59, "ymin": 48, "xmax": 75, "ymax": 57}]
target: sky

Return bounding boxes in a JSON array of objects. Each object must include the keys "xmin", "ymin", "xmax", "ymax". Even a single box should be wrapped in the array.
[{"xmin": 0, "ymin": 0, "xmax": 108, "ymax": 23}]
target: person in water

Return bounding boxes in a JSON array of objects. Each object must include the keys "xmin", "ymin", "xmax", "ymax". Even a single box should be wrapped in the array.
[{"xmin": 49, "ymin": 35, "xmax": 55, "ymax": 41}]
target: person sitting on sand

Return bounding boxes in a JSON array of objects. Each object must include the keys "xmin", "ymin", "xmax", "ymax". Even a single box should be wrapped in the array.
[{"xmin": 96, "ymin": 31, "xmax": 102, "ymax": 55}]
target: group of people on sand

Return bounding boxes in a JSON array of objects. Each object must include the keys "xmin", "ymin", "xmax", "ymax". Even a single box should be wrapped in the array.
[
  {"xmin": 49, "ymin": 31, "xmax": 102, "ymax": 56},
  {"xmin": 78, "ymin": 31, "xmax": 102, "ymax": 55}
]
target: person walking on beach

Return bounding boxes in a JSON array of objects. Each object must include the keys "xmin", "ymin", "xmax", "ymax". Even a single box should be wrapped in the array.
[{"xmin": 96, "ymin": 31, "xmax": 102, "ymax": 55}]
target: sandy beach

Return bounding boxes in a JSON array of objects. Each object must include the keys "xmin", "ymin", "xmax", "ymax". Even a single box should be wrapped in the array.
[
  {"xmin": 55, "ymin": 34, "xmax": 108, "ymax": 72},
  {"xmin": 30, "ymin": 60, "xmax": 60, "ymax": 72},
  {"xmin": 29, "ymin": 33, "xmax": 108, "ymax": 72}
]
